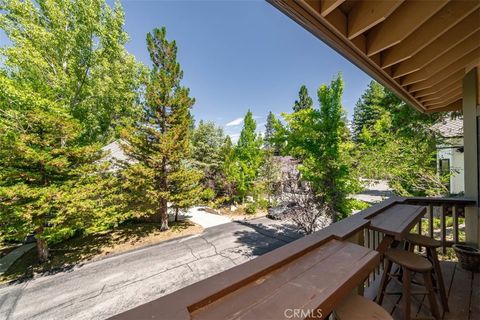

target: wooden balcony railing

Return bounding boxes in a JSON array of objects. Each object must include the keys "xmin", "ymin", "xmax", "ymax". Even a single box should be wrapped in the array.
[
  {"xmin": 403, "ymin": 197, "xmax": 476, "ymax": 253},
  {"xmin": 110, "ymin": 196, "xmax": 476, "ymax": 320}
]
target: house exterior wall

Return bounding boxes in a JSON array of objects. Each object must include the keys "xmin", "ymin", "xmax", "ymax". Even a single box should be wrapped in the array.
[{"xmin": 437, "ymin": 137, "xmax": 465, "ymax": 195}]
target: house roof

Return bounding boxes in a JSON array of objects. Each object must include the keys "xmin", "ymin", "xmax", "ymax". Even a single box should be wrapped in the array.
[
  {"xmin": 268, "ymin": 0, "xmax": 480, "ymax": 113},
  {"xmin": 432, "ymin": 117, "xmax": 463, "ymax": 138},
  {"xmin": 101, "ymin": 140, "xmax": 130, "ymax": 163}
]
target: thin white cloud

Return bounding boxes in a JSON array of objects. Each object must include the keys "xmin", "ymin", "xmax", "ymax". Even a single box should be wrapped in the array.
[
  {"xmin": 225, "ymin": 117, "xmax": 244, "ymax": 127},
  {"xmin": 229, "ymin": 133, "xmax": 241, "ymax": 143}
]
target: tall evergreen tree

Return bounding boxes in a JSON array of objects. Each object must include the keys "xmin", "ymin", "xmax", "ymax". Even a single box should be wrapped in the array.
[
  {"xmin": 293, "ymin": 85, "xmax": 313, "ymax": 112},
  {"xmin": 313, "ymin": 74, "xmax": 356, "ymax": 220},
  {"xmin": 234, "ymin": 110, "xmax": 263, "ymax": 201},
  {"xmin": 121, "ymin": 27, "xmax": 198, "ymax": 231},
  {"xmin": 264, "ymin": 111, "xmax": 284, "ymax": 154},
  {"xmin": 191, "ymin": 120, "xmax": 225, "ymax": 192},
  {"xmin": 351, "ymin": 81, "xmax": 386, "ymax": 141},
  {"xmin": 0, "ymin": 0, "xmax": 140, "ymax": 261},
  {"xmin": 221, "ymin": 135, "xmax": 238, "ymax": 197}
]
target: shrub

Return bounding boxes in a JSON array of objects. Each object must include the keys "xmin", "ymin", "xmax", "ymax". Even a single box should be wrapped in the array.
[
  {"xmin": 245, "ymin": 203, "xmax": 257, "ymax": 214},
  {"xmin": 348, "ymin": 199, "xmax": 370, "ymax": 212},
  {"xmin": 257, "ymin": 198, "xmax": 269, "ymax": 210},
  {"xmin": 210, "ymin": 196, "xmax": 231, "ymax": 209},
  {"xmin": 201, "ymin": 188, "xmax": 216, "ymax": 202}
]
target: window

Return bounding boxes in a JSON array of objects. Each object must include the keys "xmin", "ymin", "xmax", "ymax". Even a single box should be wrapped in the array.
[{"xmin": 439, "ymin": 158, "xmax": 450, "ymax": 191}]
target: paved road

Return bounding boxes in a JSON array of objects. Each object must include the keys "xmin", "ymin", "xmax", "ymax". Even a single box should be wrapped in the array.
[{"xmin": 0, "ymin": 218, "xmax": 302, "ymax": 320}]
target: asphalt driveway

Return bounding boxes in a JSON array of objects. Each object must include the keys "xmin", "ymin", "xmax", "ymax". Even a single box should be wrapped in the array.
[{"xmin": 0, "ymin": 218, "xmax": 301, "ymax": 320}]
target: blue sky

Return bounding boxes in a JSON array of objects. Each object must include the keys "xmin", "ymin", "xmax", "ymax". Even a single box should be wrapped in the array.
[{"xmin": 1, "ymin": 0, "xmax": 373, "ymax": 140}]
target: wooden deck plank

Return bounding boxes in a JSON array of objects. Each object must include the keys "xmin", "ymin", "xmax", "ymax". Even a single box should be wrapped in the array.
[
  {"xmin": 367, "ymin": 260, "xmax": 474, "ymax": 320},
  {"xmin": 444, "ymin": 263, "xmax": 472, "ymax": 320},
  {"xmin": 471, "ymin": 271, "xmax": 479, "ymax": 320}
]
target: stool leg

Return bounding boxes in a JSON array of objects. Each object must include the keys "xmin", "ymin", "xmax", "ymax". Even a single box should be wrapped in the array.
[
  {"xmin": 423, "ymin": 271, "xmax": 441, "ymax": 320},
  {"xmin": 430, "ymin": 247, "xmax": 449, "ymax": 312},
  {"xmin": 402, "ymin": 267, "xmax": 411, "ymax": 320},
  {"xmin": 376, "ymin": 259, "xmax": 392, "ymax": 305}
]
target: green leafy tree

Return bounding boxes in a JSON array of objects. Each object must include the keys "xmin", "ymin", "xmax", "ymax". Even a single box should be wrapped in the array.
[
  {"xmin": 234, "ymin": 111, "xmax": 263, "ymax": 202},
  {"xmin": 283, "ymin": 74, "xmax": 359, "ymax": 222},
  {"xmin": 0, "ymin": 0, "xmax": 140, "ymax": 261},
  {"xmin": 354, "ymin": 86, "xmax": 446, "ymax": 196},
  {"xmin": 121, "ymin": 27, "xmax": 198, "ymax": 231},
  {"xmin": 293, "ymin": 85, "xmax": 313, "ymax": 112},
  {"xmin": 0, "ymin": 0, "xmax": 143, "ymax": 143},
  {"xmin": 191, "ymin": 120, "xmax": 225, "ymax": 193}
]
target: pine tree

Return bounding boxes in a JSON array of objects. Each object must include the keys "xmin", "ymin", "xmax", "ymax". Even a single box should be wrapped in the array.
[
  {"xmin": 0, "ymin": 0, "xmax": 140, "ymax": 261},
  {"xmin": 293, "ymin": 85, "xmax": 313, "ymax": 112},
  {"xmin": 221, "ymin": 136, "xmax": 238, "ymax": 197},
  {"xmin": 264, "ymin": 111, "xmax": 284, "ymax": 154},
  {"xmin": 169, "ymin": 162, "xmax": 203, "ymax": 222},
  {"xmin": 234, "ymin": 111, "xmax": 263, "ymax": 202},
  {"xmin": 314, "ymin": 74, "xmax": 356, "ymax": 220},
  {"xmin": 121, "ymin": 27, "xmax": 198, "ymax": 231},
  {"xmin": 191, "ymin": 121, "xmax": 225, "ymax": 192},
  {"xmin": 258, "ymin": 151, "xmax": 281, "ymax": 205},
  {"xmin": 351, "ymin": 81, "xmax": 386, "ymax": 141}
]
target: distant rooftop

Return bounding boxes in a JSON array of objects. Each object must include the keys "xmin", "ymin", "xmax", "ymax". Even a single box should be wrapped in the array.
[
  {"xmin": 432, "ymin": 117, "xmax": 463, "ymax": 138},
  {"xmin": 101, "ymin": 140, "xmax": 132, "ymax": 164}
]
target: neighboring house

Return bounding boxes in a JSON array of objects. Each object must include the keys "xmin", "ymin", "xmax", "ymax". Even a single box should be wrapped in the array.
[
  {"xmin": 101, "ymin": 140, "xmax": 134, "ymax": 170},
  {"xmin": 432, "ymin": 118, "xmax": 464, "ymax": 195}
]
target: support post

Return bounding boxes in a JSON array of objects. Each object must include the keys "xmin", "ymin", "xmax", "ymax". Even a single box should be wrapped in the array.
[{"xmin": 463, "ymin": 67, "xmax": 480, "ymax": 247}]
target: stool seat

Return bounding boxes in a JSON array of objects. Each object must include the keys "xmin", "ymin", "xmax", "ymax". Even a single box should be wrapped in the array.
[
  {"xmin": 406, "ymin": 233, "xmax": 441, "ymax": 248},
  {"xmin": 385, "ymin": 248, "xmax": 432, "ymax": 272},
  {"xmin": 335, "ymin": 295, "xmax": 393, "ymax": 320}
]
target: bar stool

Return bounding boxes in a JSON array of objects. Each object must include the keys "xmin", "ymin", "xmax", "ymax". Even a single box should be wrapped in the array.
[
  {"xmin": 377, "ymin": 248, "xmax": 440, "ymax": 320},
  {"xmin": 335, "ymin": 294, "xmax": 393, "ymax": 320},
  {"xmin": 405, "ymin": 233, "xmax": 449, "ymax": 312}
]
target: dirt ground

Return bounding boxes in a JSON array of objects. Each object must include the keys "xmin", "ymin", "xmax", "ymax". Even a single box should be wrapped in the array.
[{"xmin": 0, "ymin": 220, "xmax": 202, "ymax": 283}]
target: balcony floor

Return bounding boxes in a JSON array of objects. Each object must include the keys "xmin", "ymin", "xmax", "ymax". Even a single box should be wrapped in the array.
[{"xmin": 369, "ymin": 260, "xmax": 479, "ymax": 320}]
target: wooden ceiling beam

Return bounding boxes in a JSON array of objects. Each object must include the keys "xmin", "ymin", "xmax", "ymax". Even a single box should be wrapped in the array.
[
  {"xmin": 392, "ymin": 10, "xmax": 480, "ymax": 79},
  {"xmin": 425, "ymin": 99, "xmax": 463, "ymax": 113},
  {"xmin": 381, "ymin": 1, "xmax": 480, "ymax": 68},
  {"xmin": 424, "ymin": 92, "xmax": 463, "ymax": 108},
  {"xmin": 406, "ymin": 48, "xmax": 480, "ymax": 92},
  {"xmin": 321, "ymin": 0, "xmax": 345, "ymax": 17},
  {"xmin": 347, "ymin": 0, "xmax": 404, "ymax": 40},
  {"xmin": 303, "ymin": 0, "xmax": 347, "ymax": 36},
  {"xmin": 366, "ymin": 0, "xmax": 448, "ymax": 56},
  {"xmin": 271, "ymin": 0, "xmax": 425, "ymax": 112},
  {"xmin": 413, "ymin": 70, "xmax": 464, "ymax": 98},
  {"xmin": 419, "ymin": 84, "xmax": 462, "ymax": 103},
  {"xmin": 402, "ymin": 39, "xmax": 479, "ymax": 86},
  {"xmin": 304, "ymin": 0, "xmax": 345, "ymax": 17}
]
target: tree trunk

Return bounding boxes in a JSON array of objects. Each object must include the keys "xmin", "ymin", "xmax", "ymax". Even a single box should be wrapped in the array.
[
  {"xmin": 35, "ymin": 230, "xmax": 49, "ymax": 262},
  {"xmin": 174, "ymin": 207, "xmax": 179, "ymax": 222},
  {"xmin": 159, "ymin": 198, "xmax": 169, "ymax": 231},
  {"xmin": 158, "ymin": 155, "xmax": 169, "ymax": 231}
]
